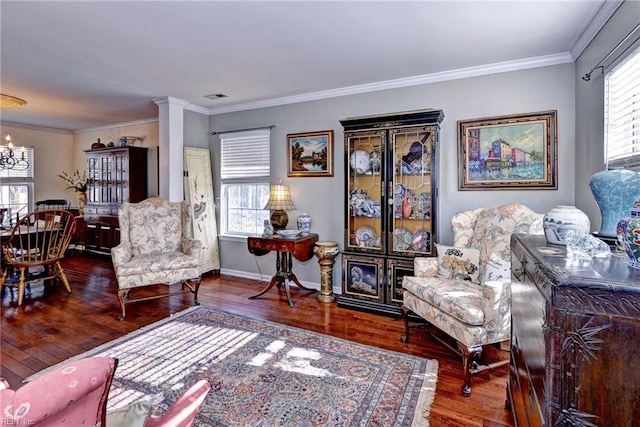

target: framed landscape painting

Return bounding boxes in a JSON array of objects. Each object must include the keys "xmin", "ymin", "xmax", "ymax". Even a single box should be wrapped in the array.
[
  {"xmin": 457, "ymin": 110, "xmax": 557, "ymax": 190},
  {"xmin": 287, "ymin": 130, "xmax": 334, "ymax": 177}
]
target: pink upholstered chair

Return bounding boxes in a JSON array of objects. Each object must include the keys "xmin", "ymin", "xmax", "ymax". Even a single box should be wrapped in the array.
[
  {"xmin": 0, "ymin": 356, "xmax": 118, "ymax": 426},
  {"xmin": 145, "ymin": 379, "xmax": 211, "ymax": 427}
]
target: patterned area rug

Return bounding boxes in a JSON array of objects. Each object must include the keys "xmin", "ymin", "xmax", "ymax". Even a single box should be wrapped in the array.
[{"xmin": 38, "ymin": 306, "xmax": 438, "ymax": 426}]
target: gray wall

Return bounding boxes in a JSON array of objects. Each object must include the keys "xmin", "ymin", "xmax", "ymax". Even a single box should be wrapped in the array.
[
  {"xmin": 575, "ymin": 0, "xmax": 640, "ymax": 234},
  {"xmin": 184, "ymin": 110, "xmax": 210, "ymax": 149},
  {"xmin": 209, "ymin": 62, "xmax": 577, "ymax": 291}
]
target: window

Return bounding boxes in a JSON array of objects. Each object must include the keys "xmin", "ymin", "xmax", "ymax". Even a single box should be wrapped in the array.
[
  {"xmin": 0, "ymin": 145, "xmax": 35, "ymax": 226},
  {"xmin": 605, "ymin": 45, "xmax": 640, "ymax": 171},
  {"xmin": 219, "ymin": 129, "xmax": 271, "ymax": 237}
]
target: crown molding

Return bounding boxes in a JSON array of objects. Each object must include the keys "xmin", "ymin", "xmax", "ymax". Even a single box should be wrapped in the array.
[
  {"xmin": 208, "ymin": 53, "xmax": 574, "ymax": 115},
  {"xmin": 74, "ymin": 117, "xmax": 158, "ymax": 134},
  {"xmin": 571, "ymin": 0, "xmax": 624, "ymax": 60},
  {"xmin": 0, "ymin": 120, "xmax": 73, "ymax": 134}
]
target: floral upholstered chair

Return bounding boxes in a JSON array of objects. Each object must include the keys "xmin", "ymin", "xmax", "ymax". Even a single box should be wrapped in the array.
[
  {"xmin": 111, "ymin": 197, "xmax": 202, "ymax": 320},
  {"xmin": 401, "ymin": 202, "xmax": 543, "ymax": 396},
  {"xmin": 0, "ymin": 357, "xmax": 118, "ymax": 426}
]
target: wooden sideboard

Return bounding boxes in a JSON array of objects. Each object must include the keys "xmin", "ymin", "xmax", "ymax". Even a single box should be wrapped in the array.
[{"xmin": 509, "ymin": 234, "xmax": 640, "ymax": 426}]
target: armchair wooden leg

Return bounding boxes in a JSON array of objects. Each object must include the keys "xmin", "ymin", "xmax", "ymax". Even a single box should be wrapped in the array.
[
  {"xmin": 193, "ymin": 277, "xmax": 202, "ymax": 306},
  {"xmin": 401, "ymin": 306, "xmax": 411, "ymax": 343},
  {"xmin": 117, "ymin": 290, "xmax": 127, "ymax": 321},
  {"xmin": 459, "ymin": 343, "xmax": 482, "ymax": 397}
]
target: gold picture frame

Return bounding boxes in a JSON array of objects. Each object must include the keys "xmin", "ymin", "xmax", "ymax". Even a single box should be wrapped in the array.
[
  {"xmin": 287, "ymin": 130, "xmax": 334, "ymax": 177},
  {"xmin": 457, "ymin": 110, "xmax": 558, "ymax": 190}
]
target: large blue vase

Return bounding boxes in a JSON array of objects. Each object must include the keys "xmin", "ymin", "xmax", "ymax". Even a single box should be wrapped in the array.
[{"xmin": 589, "ymin": 168, "xmax": 640, "ymax": 237}]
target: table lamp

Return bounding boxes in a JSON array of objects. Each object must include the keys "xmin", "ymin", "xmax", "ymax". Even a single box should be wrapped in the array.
[{"xmin": 264, "ymin": 182, "xmax": 296, "ymax": 230}]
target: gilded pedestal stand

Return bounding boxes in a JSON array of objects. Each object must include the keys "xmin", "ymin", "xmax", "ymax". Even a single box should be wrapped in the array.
[{"xmin": 313, "ymin": 241, "xmax": 340, "ymax": 303}]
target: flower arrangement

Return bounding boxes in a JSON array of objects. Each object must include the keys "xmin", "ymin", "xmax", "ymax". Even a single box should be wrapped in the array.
[{"xmin": 58, "ymin": 169, "xmax": 88, "ymax": 193}]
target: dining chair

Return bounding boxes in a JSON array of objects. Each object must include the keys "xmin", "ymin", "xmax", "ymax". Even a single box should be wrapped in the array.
[
  {"xmin": 0, "ymin": 209, "xmax": 77, "ymax": 305},
  {"xmin": 35, "ymin": 199, "xmax": 71, "ymax": 211}
]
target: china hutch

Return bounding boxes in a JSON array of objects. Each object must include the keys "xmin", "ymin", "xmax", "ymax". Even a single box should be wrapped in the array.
[
  {"xmin": 83, "ymin": 146, "xmax": 148, "ymax": 255},
  {"xmin": 339, "ymin": 109, "xmax": 444, "ymax": 316}
]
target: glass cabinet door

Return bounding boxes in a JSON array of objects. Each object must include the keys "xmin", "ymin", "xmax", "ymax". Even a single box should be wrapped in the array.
[
  {"xmin": 389, "ymin": 126, "xmax": 436, "ymax": 256},
  {"xmin": 346, "ymin": 130, "xmax": 385, "ymax": 253},
  {"xmin": 113, "ymin": 153, "xmax": 129, "ymax": 204}
]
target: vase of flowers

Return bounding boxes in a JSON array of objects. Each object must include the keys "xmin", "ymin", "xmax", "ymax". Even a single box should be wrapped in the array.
[{"xmin": 58, "ymin": 170, "xmax": 88, "ymax": 216}]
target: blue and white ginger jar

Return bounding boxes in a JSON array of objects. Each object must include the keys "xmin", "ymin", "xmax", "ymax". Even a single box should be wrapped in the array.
[{"xmin": 297, "ymin": 213, "xmax": 312, "ymax": 235}]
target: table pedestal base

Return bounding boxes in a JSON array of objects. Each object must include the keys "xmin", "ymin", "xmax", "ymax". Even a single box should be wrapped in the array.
[{"xmin": 249, "ymin": 251, "xmax": 315, "ymax": 307}]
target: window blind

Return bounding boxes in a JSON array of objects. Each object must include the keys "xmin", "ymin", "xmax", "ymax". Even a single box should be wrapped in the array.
[
  {"xmin": 220, "ymin": 129, "xmax": 270, "ymax": 179},
  {"xmin": 605, "ymin": 45, "xmax": 640, "ymax": 170}
]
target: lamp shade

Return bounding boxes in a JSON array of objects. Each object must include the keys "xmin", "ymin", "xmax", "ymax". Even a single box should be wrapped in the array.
[{"xmin": 263, "ymin": 184, "xmax": 296, "ymax": 211}]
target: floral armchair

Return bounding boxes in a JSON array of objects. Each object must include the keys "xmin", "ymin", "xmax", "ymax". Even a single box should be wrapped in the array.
[
  {"xmin": 111, "ymin": 197, "xmax": 202, "ymax": 320},
  {"xmin": 401, "ymin": 202, "xmax": 543, "ymax": 396},
  {"xmin": 0, "ymin": 357, "xmax": 118, "ymax": 426}
]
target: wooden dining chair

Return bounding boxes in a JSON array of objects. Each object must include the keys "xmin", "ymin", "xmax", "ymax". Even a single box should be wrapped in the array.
[
  {"xmin": 0, "ymin": 209, "xmax": 77, "ymax": 305},
  {"xmin": 35, "ymin": 199, "xmax": 71, "ymax": 211}
]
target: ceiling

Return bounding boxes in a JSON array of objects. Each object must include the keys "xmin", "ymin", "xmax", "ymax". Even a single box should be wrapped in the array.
[{"xmin": 0, "ymin": 1, "xmax": 617, "ymax": 132}]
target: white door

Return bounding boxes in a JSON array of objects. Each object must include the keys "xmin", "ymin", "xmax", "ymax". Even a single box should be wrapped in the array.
[{"xmin": 184, "ymin": 147, "xmax": 220, "ymax": 274}]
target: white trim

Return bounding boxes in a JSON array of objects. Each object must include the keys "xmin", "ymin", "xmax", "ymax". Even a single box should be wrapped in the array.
[
  {"xmin": 220, "ymin": 268, "xmax": 325, "ymax": 292},
  {"xmin": 74, "ymin": 117, "xmax": 158, "ymax": 134},
  {"xmin": 571, "ymin": 0, "xmax": 624, "ymax": 60},
  {"xmin": 208, "ymin": 53, "xmax": 574, "ymax": 115},
  {"xmin": 0, "ymin": 120, "xmax": 73, "ymax": 134}
]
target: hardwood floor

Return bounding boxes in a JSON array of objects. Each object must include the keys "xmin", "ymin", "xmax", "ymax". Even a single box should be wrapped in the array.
[{"xmin": 1, "ymin": 254, "xmax": 515, "ymax": 426}]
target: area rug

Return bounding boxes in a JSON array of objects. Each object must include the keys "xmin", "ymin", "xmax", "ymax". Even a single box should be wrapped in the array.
[{"xmin": 34, "ymin": 306, "xmax": 438, "ymax": 426}]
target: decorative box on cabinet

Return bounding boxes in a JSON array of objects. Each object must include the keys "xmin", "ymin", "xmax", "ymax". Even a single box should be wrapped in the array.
[
  {"xmin": 339, "ymin": 109, "xmax": 444, "ymax": 316},
  {"xmin": 84, "ymin": 146, "xmax": 148, "ymax": 255},
  {"xmin": 509, "ymin": 234, "xmax": 640, "ymax": 427}
]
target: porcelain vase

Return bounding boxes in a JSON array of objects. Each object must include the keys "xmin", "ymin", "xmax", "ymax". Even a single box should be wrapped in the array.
[
  {"xmin": 297, "ymin": 212, "xmax": 312, "ymax": 235},
  {"xmin": 543, "ymin": 205, "xmax": 590, "ymax": 245},
  {"xmin": 589, "ymin": 168, "xmax": 640, "ymax": 237},
  {"xmin": 617, "ymin": 199, "xmax": 640, "ymax": 269},
  {"xmin": 77, "ymin": 192, "xmax": 87, "ymax": 217}
]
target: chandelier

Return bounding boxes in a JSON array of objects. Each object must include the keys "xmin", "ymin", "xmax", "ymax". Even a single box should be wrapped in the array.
[{"xmin": 0, "ymin": 135, "xmax": 29, "ymax": 171}]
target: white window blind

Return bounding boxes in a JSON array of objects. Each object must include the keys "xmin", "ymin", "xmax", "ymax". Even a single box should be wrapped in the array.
[
  {"xmin": 605, "ymin": 45, "xmax": 640, "ymax": 170},
  {"xmin": 220, "ymin": 129, "xmax": 270, "ymax": 179}
]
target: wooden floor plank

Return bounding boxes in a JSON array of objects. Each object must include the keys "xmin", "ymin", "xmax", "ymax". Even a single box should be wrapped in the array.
[{"xmin": 1, "ymin": 254, "xmax": 514, "ymax": 426}]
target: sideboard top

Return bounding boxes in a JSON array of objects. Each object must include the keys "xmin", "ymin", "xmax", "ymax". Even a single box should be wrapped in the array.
[{"xmin": 513, "ymin": 234, "xmax": 640, "ymax": 293}]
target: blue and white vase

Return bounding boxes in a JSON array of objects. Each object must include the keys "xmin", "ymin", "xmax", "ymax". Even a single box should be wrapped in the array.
[
  {"xmin": 589, "ymin": 168, "xmax": 640, "ymax": 237},
  {"xmin": 543, "ymin": 205, "xmax": 590, "ymax": 245},
  {"xmin": 617, "ymin": 199, "xmax": 640, "ymax": 269},
  {"xmin": 297, "ymin": 212, "xmax": 312, "ymax": 235}
]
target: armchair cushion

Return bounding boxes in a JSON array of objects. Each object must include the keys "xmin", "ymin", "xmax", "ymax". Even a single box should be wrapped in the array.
[
  {"xmin": 435, "ymin": 244, "xmax": 481, "ymax": 284},
  {"xmin": 403, "ymin": 275, "xmax": 484, "ymax": 326}
]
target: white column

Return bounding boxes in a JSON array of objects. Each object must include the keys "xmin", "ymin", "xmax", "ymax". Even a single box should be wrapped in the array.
[{"xmin": 153, "ymin": 96, "xmax": 189, "ymax": 202}]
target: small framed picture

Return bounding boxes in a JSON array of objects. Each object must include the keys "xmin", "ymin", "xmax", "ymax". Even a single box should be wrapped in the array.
[
  {"xmin": 287, "ymin": 130, "xmax": 334, "ymax": 177},
  {"xmin": 457, "ymin": 110, "xmax": 557, "ymax": 190}
]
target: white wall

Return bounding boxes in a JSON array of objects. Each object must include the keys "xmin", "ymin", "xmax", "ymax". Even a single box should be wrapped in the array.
[
  {"xmin": 574, "ymin": 0, "xmax": 640, "ymax": 234},
  {"xmin": 210, "ymin": 62, "xmax": 577, "ymax": 289}
]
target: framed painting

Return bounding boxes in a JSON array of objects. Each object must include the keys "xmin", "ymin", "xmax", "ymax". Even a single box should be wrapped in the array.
[
  {"xmin": 457, "ymin": 110, "xmax": 557, "ymax": 190},
  {"xmin": 287, "ymin": 130, "xmax": 334, "ymax": 177}
]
